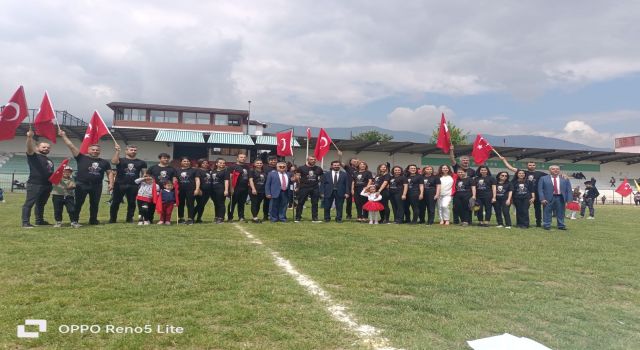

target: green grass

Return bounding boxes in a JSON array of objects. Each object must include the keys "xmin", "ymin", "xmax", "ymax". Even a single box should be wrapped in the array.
[{"xmin": 1, "ymin": 192, "xmax": 639, "ymax": 349}]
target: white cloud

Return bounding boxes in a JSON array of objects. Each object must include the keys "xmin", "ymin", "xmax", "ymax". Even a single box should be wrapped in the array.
[{"xmin": 386, "ymin": 105, "xmax": 454, "ymax": 132}]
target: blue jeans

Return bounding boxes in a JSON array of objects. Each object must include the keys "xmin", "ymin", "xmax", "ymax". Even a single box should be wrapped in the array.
[
  {"xmin": 543, "ymin": 195, "xmax": 566, "ymax": 228},
  {"xmin": 269, "ymin": 192, "xmax": 289, "ymax": 222}
]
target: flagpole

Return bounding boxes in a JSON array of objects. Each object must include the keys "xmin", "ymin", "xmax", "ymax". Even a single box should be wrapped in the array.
[
  {"xmin": 331, "ymin": 140, "xmax": 341, "ymax": 152},
  {"xmin": 491, "ymin": 148, "xmax": 503, "ymax": 158},
  {"xmin": 306, "ymin": 129, "xmax": 309, "ymax": 159}
]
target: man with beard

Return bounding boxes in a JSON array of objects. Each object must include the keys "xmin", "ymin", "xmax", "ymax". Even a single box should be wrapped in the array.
[
  {"xmin": 500, "ymin": 156, "xmax": 547, "ymax": 227},
  {"xmin": 226, "ymin": 152, "xmax": 250, "ymax": 222},
  {"xmin": 295, "ymin": 156, "xmax": 324, "ymax": 222},
  {"xmin": 21, "ymin": 130, "xmax": 55, "ymax": 228},
  {"xmin": 109, "ymin": 144, "xmax": 147, "ymax": 223},
  {"xmin": 338, "ymin": 151, "xmax": 359, "ymax": 220},
  {"xmin": 59, "ymin": 130, "xmax": 114, "ymax": 225}
]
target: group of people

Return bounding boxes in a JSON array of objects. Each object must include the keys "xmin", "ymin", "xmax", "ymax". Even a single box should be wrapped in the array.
[{"xmin": 21, "ymin": 131, "xmax": 594, "ymax": 231}]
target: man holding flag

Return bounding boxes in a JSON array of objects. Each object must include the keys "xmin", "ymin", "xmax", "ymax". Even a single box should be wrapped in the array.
[{"xmin": 21, "ymin": 129, "xmax": 55, "ymax": 228}]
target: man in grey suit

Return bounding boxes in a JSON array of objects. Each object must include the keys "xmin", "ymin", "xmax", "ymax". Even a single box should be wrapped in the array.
[
  {"xmin": 320, "ymin": 160, "xmax": 350, "ymax": 222},
  {"xmin": 538, "ymin": 165, "xmax": 573, "ymax": 230},
  {"xmin": 265, "ymin": 162, "xmax": 291, "ymax": 222}
]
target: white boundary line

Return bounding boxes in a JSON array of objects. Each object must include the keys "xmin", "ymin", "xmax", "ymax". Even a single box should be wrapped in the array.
[{"xmin": 234, "ymin": 224, "xmax": 402, "ymax": 350}]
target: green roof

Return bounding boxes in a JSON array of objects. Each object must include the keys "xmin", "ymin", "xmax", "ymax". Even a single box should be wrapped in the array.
[
  {"xmin": 255, "ymin": 135, "xmax": 301, "ymax": 147},
  {"xmin": 208, "ymin": 133, "xmax": 255, "ymax": 146},
  {"xmin": 155, "ymin": 130, "xmax": 205, "ymax": 143}
]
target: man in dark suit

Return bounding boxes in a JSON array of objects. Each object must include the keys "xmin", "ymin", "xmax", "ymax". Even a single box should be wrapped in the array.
[
  {"xmin": 320, "ymin": 160, "xmax": 350, "ymax": 222},
  {"xmin": 538, "ymin": 165, "xmax": 573, "ymax": 230},
  {"xmin": 265, "ymin": 162, "xmax": 291, "ymax": 222}
]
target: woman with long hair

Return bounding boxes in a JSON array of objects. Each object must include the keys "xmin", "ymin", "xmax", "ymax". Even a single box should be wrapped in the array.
[
  {"xmin": 352, "ymin": 161, "xmax": 373, "ymax": 222},
  {"xmin": 176, "ymin": 157, "xmax": 200, "ymax": 225},
  {"xmin": 419, "ymin": 165, "xmax": 440, "ymax": 225},
  {"xmin": 194, "ymin": 159, "xmax": 211, "ymax": 223},
  {"xmin": 249, "ymin": 159, "xmax": 267, "ymax": 223},
  {"xmin": 511, "ymin": 169, "xmax": 535, "ymax": 228},
  {"xmin": 210, "ymin": 158, "xmax": 227, "ymax": 223},
  {"xmin": 472, "ymin": 165, "xmax": 496, "ymax": 227},
  {"xmin": 388, "ymin": 166, "xmax": 408, "ymax": 224},
  {"xmin": 493, "ymin": 171, "xmax": 513, "ymax": 228},
  {"xmin": 405, "ymin": 164, "xmax": 424, "ymax": 224},
  {"xmin": 374, "ymin": 163, "xmax": 391, "ymax": 223},
  {"xmin": 435, "ymin": 164, "xmax": 454, "ymax": 225},
  {"xmin": 453, "ymin": 168, "xmax": 475, "ymax": 226}
]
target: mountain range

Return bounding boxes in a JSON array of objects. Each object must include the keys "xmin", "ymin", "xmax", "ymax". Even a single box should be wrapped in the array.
[{"xmin": 262, "ymin": 123, "xmax": 612, "ymax": 151}]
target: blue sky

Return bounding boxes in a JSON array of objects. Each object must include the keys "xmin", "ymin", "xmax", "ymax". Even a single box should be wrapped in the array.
[{"xmin": 1, "ymin": 1, "xmax": 640, "ymax": 147}]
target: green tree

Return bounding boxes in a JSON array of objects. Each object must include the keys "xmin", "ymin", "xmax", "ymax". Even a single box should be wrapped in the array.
[
  {"xmin": 352, "ymin": 130, "xmax": 394, "ymax": 143},
  {"xmin": 429, "ymin": 121, "xmax": 470, "ymax": 145}
]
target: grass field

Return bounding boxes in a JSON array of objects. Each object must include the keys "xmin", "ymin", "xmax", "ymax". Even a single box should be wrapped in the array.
[{"xmin": 1, "ymin": 192, "xmax": 639, "ymax": 349}]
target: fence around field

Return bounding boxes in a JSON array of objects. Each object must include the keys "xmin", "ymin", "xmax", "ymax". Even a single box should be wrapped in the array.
[{"xmin": 0, "ymin": 172, "xmax": 110, "ymax": 194}]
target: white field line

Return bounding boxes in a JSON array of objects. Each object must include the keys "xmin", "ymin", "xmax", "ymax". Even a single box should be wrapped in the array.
[{"xmin": 234, "ymin": 224, "xmax": 402, "ymax": 350}]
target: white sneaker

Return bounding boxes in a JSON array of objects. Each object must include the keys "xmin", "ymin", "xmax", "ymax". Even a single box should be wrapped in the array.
[
  {"xmin": 144, "ymin": 221, "xmax": 150, "ymax": 225},
  {"xmin": 496, "ymin": 225, "xmax": 503, "ymax": 228},
  {"xmin": 505, "ymin": 226, "xmax": 512, "ymax": 229},
  {"xmin": 157, "ymin": 221, "xmax": 164, "ymax": 225},
  {"xmin": 570, "ymin": 217, "xmax": 577, "ymax": 220},
  {"xmin": 312, "ymin": 220, "xmax": 322, "ymax": 223},
  {"xmin": 587, "ymin": 216, "xmax": 594, "ymax": 220},
  {"xmin": 138, "ymin": 221, "xmax": 144, "ymax": 226},
  {"xmin": 369, "ymin": 220, "xmax": 373, "ymax": 224},
  {"xmin": 53, "ymin": 222, "xmax": 62, "ymax": 228},
  {"xmin": 71, "ymin": 222, "xmax": 81, "ymax": 228}
]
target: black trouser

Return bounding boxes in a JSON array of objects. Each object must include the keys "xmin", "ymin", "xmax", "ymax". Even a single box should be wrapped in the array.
[
  {"xmin": 52, "ymin": 194, "xmax": 75, "ymax": 223},
  {"xmin": 345, "ymin": 187, "xmax": 353, "ymax": 218},
  {"xmin": 212, "ymin": 187, "xmax": 226, "ymax": 220},
  {"xmin": 296, "ymin": 186, "xmax": 320, "ymax": 220},
  {"xmin": 493, "ymin": 198, "xmax": 512, "ymax": 227},
  {"xmin": 228, "ymin": 188, "xmax": 248, "ymax": 220},
  {"xmin": 74, "ymin": 182, "xmax": 102, "ymax": 223},
  {"xmin": 110, "ymin": 183, "xmax": 137, "ymax": 222},
  {"xmin": 453, "ymin": 194, "xmax": 472, "ymax": 223},
  {"xmin": 137, "ymin": 199, "xmax": 155, "ymax": 221},
  {"xmin": 580, "ymin": 197, "xmax": 595, "ymax": 217},
  {"xmin": 419, "ymin": 189, "xmax": 436, "ymax": 224},
  {"xmin": 250, "ymin": 192, "xmax": 266, "ymax": 218},
  {"xmin": 21, "ymin": 182, "xmax": 52, "ymax": 225},
  {"xmin": 533, "ymin": 198, "xmax": 542, "ymax": 226},
  {"xmin": 195, "ymin": 187, "xmax": 212, "ymax": 221},
  {"xmin": 354, "ymin": 186, "xmax": 368, "ymax": 219},
  {"xmin": 263, "ymin": 196, "xmax": 271, "ymax": 220},
  {"xmin": 379, "ymin": 190, "xmax": 390, "ymax": 223},
  {"xmin": 407, "ymin": 192, "xmax": 421, "ymax": 223},
  {"xmin": 324, "ymin": 190, "xmax": 345, "ymax": 221},
  {"xmin": 389, "ymin": 191, "xmax": 405, "ymax": 224},
  {"xmin": 476, "ymin": 196, "xmax": 493, "ymax": 222},
  {"xmin": 513, "ymin": 196, "xmax": 530, "ymax": 227},
  {"xmin": 178, "ymin": 187, "xmax": 195, "ymax": 220}
]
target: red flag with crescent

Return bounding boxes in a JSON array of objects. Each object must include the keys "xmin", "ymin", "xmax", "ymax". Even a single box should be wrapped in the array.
[
  {"xmin": 306, "ymin": 127, "xmax": 312, "ymax": 140},
  {"xmin": 276, "ymin": 130, "xmax": 294, "ymax": 157},
  {"xmin": 615, "ymin": 178, "xmax": 633, "ymax": 197},
  {"xmin": 153, "ymin": 180, "xmax": 163, "ymax": 214},
  {"xmin": 0, "ymin": 86, "xmax": 29, "ymax": 141},
  {"xmin": 79, "ymin": 111, "xmax": 110, "ymax": 154},
  {"xmin": 48, "ymin": 158, "xmax": 70, "ymax": 185},
  {"xmin": 436, "ymin": 113, "xmax": 451, "ymax": 154},
  {"xmin": 471, "ymin": 134, "xmax": 493, "ymax": 165},
  {"xmin": 34, "ymin": 91, "xmax": 57, "ymax": 143},
  {"xmin": 314, "ymin": 128, "xmax": 332, "ymax": 161}
]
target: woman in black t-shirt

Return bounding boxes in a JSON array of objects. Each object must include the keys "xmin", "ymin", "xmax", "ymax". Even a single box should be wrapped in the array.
[
  {"xmin": 493, "ymin": 171, "xmax": 513, "ymax": 228},
  {"xmin": 472, "ymin": 165, "xmax": 496, "ymax": 227},
  {"xmin": 511, "ymin": 169, "xmax": 535, "ymax": 228},
  {"xmin": 453, "ymin": 168, "xmax": 475, "ymax": 226},
  {"xmin": 374, "ymin": 164, "xmax": 391, "ymax": 223},
  {"xmin": 351, "ymin": 161, "xmax": 373, "ymax": 222},
  {"xmin": 388, "ymin": 166, "xmax": 408, "ymax": 224},
  {"xmin": 176, "ymin": 157, "xmax": 200, "ymax": 225},
  {"xmin": 210, "ymin": 158, "xmax": 227, "ymax": 223},
  {"xmin": 249, "ymin": 159, "xmax": 267, "ymax": 223},
  {"xmin": 419, "ymin": 166, "xmax": 440, "ymax": 225},
  {"xmin": 405, "ymin": 164, "xmax": 424, "ymax": 224},
  {"xmin": 194, "ymin": 159, "xmax": 211, "ymax": 223}
]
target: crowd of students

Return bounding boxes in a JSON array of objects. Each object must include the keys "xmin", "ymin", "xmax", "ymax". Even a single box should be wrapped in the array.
[{"xmin": 19, "ymin": 129, "xmax": 597, "ymax": 231}]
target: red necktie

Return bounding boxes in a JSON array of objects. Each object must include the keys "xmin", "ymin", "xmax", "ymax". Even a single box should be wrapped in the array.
[
  {"xmin": 280, "ymin": 173, "xmax": 286, "ymax": 191},
  {"xmin": 552, "ymin": 176, "xmax": 558, "ymax": 195}
]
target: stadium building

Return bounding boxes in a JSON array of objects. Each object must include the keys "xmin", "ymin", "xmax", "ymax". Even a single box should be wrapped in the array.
[{"xmin": 1, "ymin": 102, "xmax": 639, "ymax": 203}]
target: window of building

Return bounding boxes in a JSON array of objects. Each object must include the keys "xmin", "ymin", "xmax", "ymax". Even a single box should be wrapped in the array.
[
  {"xmin": 150, "ymin": 110, "xmax": 179, "ymax": 123},
  {"xmin": 228, "ymin": 115, "xmax": 242, "ymax": 126},
  {"xmin": 183, "ymin": 112, "xmax": 211, "ymax": 125},
  {"xmin": 115, "ymin": 108, "xmax": 146, "ymax": 121},
  {"xmin": 215, "ymin": 114, "xmax": 228, "ymax": 126},
  {"xmin": 211, "ymin": 147, "xmax": 242, "ymax": 156}
]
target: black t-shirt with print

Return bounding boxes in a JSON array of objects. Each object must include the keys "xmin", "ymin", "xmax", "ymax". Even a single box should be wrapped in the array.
[
  {"xmin": 177, "ymin": 167, "xmax": 198, "ymax": 190},
  {"xmin": 296, "ymin": 165, "xmax": 323, "ymax": 189},
  {"xmin": 407, "ymin": 174, "xmax": 424, "ymax": 195},
  {"xmin": 388, "ymin": 175, "xmax": 407, "ymax": 194},
  {"xmin": 512, "ymin": 180, "xmax": 534, "ymax": 199},
  {"xmin": 250, "ymin": 169, "xmax": 267, "ymax": 193},
  {"xmin": 75, "ymin": 154, "xmax": 111, "ymax": 185},
  {"xmin": 374, "ymin": 173, "xmax": 391, "ymax": 193},
  {"xmin": 495, "ymin": 181, "xmax": 512, "ymax": 199},
  {"xmin": 473, "ymin": 175, "xmax": 496, "ymax": 198},
  {"xmin": 148, "ymin": 165, "xmax": 177, "ymax": 186},
  {"xmin": 454, "ymin": 177, "xmax": 474, "ymax": 197},
  {"xmin": 453, "ymin": 164, "xmax": 476, "ymax": 178},
  {"xmin": 227, "ymin": 163, "xmax": 250, "ymax": 190},
  {"xmin": 198, "ymin": 168, "xmax": 212, "ymax": 191},
  {"xmin": 26, "ymin": 153, "xmax": 54, "ymax": 185},
  {"xmin": 115, "ymin": 158, "xmax": 147, "ymax": 186},
  {"xmin": 422, "ymin": 175, "xmax": 440, "ymax": 192},
  {"xmin": 519, "ymin": 169, "xmax": 547, "ymax": 188},
  {"xmin": 353, "ymin": 170, "xmax": 373, "ymax": 189},
  {"xmin": 210, "ymin": 168, "xmax": 226, "ymax": 190}
]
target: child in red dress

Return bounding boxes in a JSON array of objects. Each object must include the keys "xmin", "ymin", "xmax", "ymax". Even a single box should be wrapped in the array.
[{"xmin": 361, "ymin": 185, "xmax": 384, "ymax": 224}]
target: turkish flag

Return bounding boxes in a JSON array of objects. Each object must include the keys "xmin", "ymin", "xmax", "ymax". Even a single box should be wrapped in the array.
[
  {"xmin": 471, "ymin": 134, "xmax": 493, "ymax": 165},
  {"xmin": 0, "ymin": 86, "xmax": 29, "ymax": 141},
  {"xmin": 173, "ymin": 179, "xmax": 180, "ymax": 206},
  {"xmin": 79, "ymin": 111, "xmax": 110, "ymax": 154},
  {"xmin": 153, "ymin": 180, "xmax": 163, "ymax": 214},
  {"xmin": 615, "ymin": 178, "xmax": 633, "ymax": 197},
  {"xmin": 34, "ymin": 92, "xmax": 57, "ymax": 143},
  {"xmin": 306, "ymin": 127, "xmax": 312, "ymax": 140},
  {"xmin": 48, "ymin": 158, "xmax": 70, "ymax": 185},
  {"xmin": 436, "ymin": 113, "xmax": 451, "ymax": 154},
  {"xmin": 276, "ymin": 130, "xmax": 294, "ymax": 157},
  {"xmin": 314, "ymin": 128, "xmax": 332, "ymax": 161}
]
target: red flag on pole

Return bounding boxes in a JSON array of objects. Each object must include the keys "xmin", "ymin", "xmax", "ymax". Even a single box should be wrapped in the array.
[
  {"xmin": 306, "ymin": 127, "xmax": 312, "ymax": 140},
  {"xmin": 79, "ymin": 111, "xmax": 110, "ymax": 154},
  {"xmin": 0, "ymin": 86, "xmax": 29, "ymax": 141},
  {"xmin": 471, "ymin": 134, "xmax": 493, "ymax": 165},
  {"xmin": 314, "ymin": 128, "xmax": 332, "ymax": 161},
  {"xmin": 153, "ymin": 180, "xmax": 163, "ymax": 214},
  {"xmin": 436, "ymin": 113, "xmax": 451, "ymax": 154},
  {"xmin": 34, "ymin": 91, "xmax": 57, "ymax": 143},
  {"xmin": 615, "ymin": 178, "xmax": 633, "ymax": 197},
  {"xmin": 173, "ymin": 179, "xmax": 180, "ymax": 206},
  {"xmin": 276, "ymin": 130, "xmax": 294, "ymax": 157},
  {"xmin": 48, "ymin": 158, "xmax": 70, "ymax": 185}
]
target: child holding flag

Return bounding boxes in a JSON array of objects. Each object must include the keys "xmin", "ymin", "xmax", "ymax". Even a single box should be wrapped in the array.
[
  {"xmin": 158, "ymin": 181, "xmax": 177, "ymax": 225},
  {"xmin": 51, "ymin": 166, "xmax": 79, "ymax": 228},
  {"xmin": 134, "ymin": 171, "xmax": 159, "ymax": 225}
]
